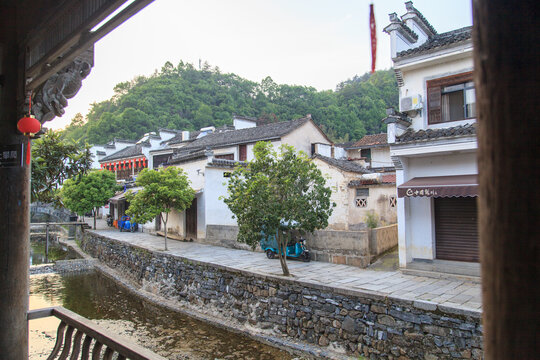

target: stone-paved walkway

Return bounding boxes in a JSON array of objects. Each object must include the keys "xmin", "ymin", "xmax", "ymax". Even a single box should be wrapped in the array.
[{"xmin": 85, "ymin": 219, "xmax": 482, "ymax": 313}]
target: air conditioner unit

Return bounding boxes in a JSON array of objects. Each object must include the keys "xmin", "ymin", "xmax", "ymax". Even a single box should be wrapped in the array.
[{"xmin": 400, "ymin": 94, "xmax": 423, "ymax": 112}]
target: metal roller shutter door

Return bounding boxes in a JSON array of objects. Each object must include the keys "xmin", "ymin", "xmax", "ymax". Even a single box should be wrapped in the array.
[{"xmin": 434, "ymin": 197, "xmax": 479, "ymax": 262}]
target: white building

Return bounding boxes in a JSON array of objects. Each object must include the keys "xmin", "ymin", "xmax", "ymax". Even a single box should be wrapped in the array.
[
  {"xmin": 383, "ymin": 1, "xmax": 478, "ymax": 277},
  {"xmin": 165, "ymin": 115, "xmax": 333, "ymax": 243}
]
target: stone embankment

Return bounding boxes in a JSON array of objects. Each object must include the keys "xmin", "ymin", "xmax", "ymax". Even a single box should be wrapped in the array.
[{"xmin": 81, "ymin": 232, "xmax": 483, "ymax": 360}]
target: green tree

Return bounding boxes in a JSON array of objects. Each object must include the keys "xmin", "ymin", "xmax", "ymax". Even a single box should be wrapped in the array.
[
  {"xmin": 223, "ymin": 142, "xmax": 335, "ymax": 276},
  {"xmin": 60, "ymin": 61, "xmax": 398, "ymax": 144},
  {"xmin": 126, "ymin": 167, "xmax": 195, "ymax": 250},
  {"xmin": 60, "ymin": 170, "xmax": 119, "ymax": 229},
  {"xmin": 31, "ymin": 130, "xmax": 93, "ymax": 205}
]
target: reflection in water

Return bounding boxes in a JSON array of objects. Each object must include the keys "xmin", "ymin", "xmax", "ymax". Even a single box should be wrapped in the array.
[
  {"xmin": 29, "ymin": 272, "xmax": 295, "ymax": 359},
  {"xmin": 29, "ymin": 240, "xmax": 80, "ymax": 265}
]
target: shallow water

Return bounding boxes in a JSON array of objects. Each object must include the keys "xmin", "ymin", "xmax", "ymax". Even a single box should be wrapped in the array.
[
  {"xmin": 29, "ymin": 240, "xmax": 80, "ymax": 265},
  {"xmin": 29, "ymin": 272, "xmax": 296, "ymax": 359}
]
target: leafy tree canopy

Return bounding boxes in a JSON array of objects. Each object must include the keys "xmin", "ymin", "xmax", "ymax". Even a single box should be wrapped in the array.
[
  {"xmin": 126, "ymin": 167, "xmax": 195, "ymax": 250},
  {"xmin": 31, "ymin": 130, "xmax": 92, "ymax": 205},
  {"xmin": 61, "ymin": 61, "xmax": 398, "ymax": 144},
  {"xmin": 60, "ymin": 170, "xmax": 119, "ymax": 229},
  {"xmin": 223, "ymin": 142, "xmax": 335, "ymax": 276}
]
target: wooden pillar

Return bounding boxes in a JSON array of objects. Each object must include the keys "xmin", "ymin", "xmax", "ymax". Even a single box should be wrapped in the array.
[
  {"xmin": 473, "ymin": 0, "xmax": 539, "ymax": 358},
  {"xmin": 0, "ymin": 5, "xmax": 30, "ymax": 359}
]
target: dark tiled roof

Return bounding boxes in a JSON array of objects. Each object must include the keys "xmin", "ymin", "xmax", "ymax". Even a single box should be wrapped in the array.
[
  {"xmin": 403, "ymin": 2, "xmax": 437, "ymax": 36},
  {"xmin": 396, "ymin": 26, "xmax": 472, "ymax": 58},
  {"xmin": 401, "ymin": 22, "xmax": 419, "ymax": 41},
  {"xmin": 350, "ymin": 133, "xmax": 388, "ymax": 148},
  {"xmin": 207, "ymin": 159, "xmax": 247, "ymax": 168},
  {"xmin": 336, "ymin": 141, "xmax": 356, "ymax": 149},
  {"xmin": 167, "ymin": 130, "xmax": 201, "ymax": 145},
  {"xmin": 158, "ymin": 128, "xmax": 180, "ymax": 134},
  {"xmin": 99, "ymin": 144, "xmax": 145, "ymax": 162},
  {"xmin": 114, "ymin": 138, "xmax": 137, "ymax": 144},
  {"xmin": 181, "ymin": 117, "xmax": 311, "ymax": 151},
  {"xmin": 396, "ymin": 123, "xmax": 476, "ymax": 144},
  {"xmin": 348, "ymin": 179, "xmax": 377, "ymax": 186},
  {"xmin": 169, "ymin": 150, "xmax": 207, "ymax": 164},
  {"xmin": 96, "ymin": 151, "xmax": 106, "ymax": 156},
  {"xmin": 382, "ymin": 174, "xmax": 396, "ymax": 184},
  {"xmin": 313, "ymin": 154, "xmax": 371, "ymax": 174}
]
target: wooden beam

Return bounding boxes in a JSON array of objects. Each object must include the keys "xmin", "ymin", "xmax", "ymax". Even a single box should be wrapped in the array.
[
  {"xmin": 24, "ymin": 0, "xmax": 128, "ymax": 77},
  {"xmin": 26, "ymin": 0, "xmax": 155, "ymax": 91},
  {"xmin": 473, "ymin": 0, "xmax": 539, "ymax": 358}
]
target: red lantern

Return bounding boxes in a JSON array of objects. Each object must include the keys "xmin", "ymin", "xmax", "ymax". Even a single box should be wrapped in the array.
[
  {"xmin": 17, "ymin": 115, "xmax": 41, "ymax": 165},
  {"xmin": 17, "ymin": 116, "xmax": 41, "ymax": 135}
]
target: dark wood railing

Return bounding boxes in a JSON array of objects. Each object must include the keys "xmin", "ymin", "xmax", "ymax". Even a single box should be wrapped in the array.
[{"xmin": 28, "ymin": 307, "xmax": 167, "ymax": 360}]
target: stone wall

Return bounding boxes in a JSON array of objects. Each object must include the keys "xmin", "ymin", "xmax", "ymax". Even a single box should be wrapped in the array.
[
  {"xmin": 81, "ymin": 232, "xmax": 483, "ymax": 359},
  {"xmin": 206, "ymin": 225, "xmax": 372, "ymax": 268},
  {"xmin": 307, "ymin": 230, "xmax": 371, "ymax": 268},
  {"xmin": 370, "ymin": 224, "xmax": 398, "ymax": 256},
  {"xmin": 205, "ymin": 225, "xmax": 253, "ymax": 251}
]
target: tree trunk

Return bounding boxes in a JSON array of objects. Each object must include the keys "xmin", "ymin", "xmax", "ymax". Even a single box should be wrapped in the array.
[
  {"xmin": 277, "ymin": 230, "xmax": 290, "ymax": 276},
  {"xmin": 163, "ymin": 213, "xmax": 168, "ymax": 251},
  {"xmin": 93, "ymin": 208, "xmax": 97, "ymax": 230}
]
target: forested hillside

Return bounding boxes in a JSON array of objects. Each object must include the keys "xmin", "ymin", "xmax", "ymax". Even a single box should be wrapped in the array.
[{"xmin": 62, "ymin": 61, "xmax": 398, "ymax": 144}]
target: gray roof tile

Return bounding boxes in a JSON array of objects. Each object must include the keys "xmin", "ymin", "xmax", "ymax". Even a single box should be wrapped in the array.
[
  {"xmin": 348, "ymin": 133, "xmax": 388, "ymax": 148},
  {"xmin": 99, "ymin": 144, "xmax": 145, "ymax": 162},
  {"xmin": 313, "ymin": 154, "xmax": 371, "ymax": 174},
  {"xmin": 396, "ymin": 26, "xmax": 472, "ymax": 58},
  {"xmin": 396, "ymin": 123, "xmax": 476, "ymax": 144},
  {"xmin": 181, "ymin": 117, "xmax": 311, "ymax": 151}
]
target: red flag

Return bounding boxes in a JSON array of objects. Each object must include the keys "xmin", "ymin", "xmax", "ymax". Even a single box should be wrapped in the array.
[{"xmin": 370, "ymin": 4, "xmax": 377, "ymax": 73}]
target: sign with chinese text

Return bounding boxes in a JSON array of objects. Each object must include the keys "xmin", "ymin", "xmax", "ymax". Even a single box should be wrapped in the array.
[{"xmin": 0, "ymin": 144, "xmax": 23, "ymax": 168}]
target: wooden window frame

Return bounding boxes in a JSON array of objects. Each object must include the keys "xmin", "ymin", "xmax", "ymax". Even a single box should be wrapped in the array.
[
  {"xmin": 215, "ymin": 153, "xmax": 234, "ymax": 160},
  {"xmin": 427, "ymin": 72, "xmax": 474, "ymax": 124},
  {"xmin": 238, "ymin": 144, "xmax": 247, "ymax": 161}
]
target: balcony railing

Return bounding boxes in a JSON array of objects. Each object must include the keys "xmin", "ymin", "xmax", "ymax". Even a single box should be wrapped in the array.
[{"xmin": 28, "ymin": 306, "xmax": 167, "ymax": 360}]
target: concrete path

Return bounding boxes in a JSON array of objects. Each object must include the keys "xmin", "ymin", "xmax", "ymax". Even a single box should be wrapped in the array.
[{"xmin": 85, "ymin": 219, "xmax": 482, "ymax": 312}]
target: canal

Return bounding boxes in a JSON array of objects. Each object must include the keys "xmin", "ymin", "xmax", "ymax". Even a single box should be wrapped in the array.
[{"xmin": 29, "ymin": 271, "xmax": 298, "ymax": 359}]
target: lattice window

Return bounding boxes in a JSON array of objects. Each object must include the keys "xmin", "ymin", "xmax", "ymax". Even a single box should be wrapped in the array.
[
  {"xmin": 389, "ymin": 196, "xmax": 397, "ymax": 208},
  {"xmin": 355, "ymin": 198, "xmax": 367, "ymax": 208}
]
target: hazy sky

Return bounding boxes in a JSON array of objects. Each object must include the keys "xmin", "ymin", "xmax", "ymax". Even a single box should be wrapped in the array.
[{"xmin": 49, "ymin": 0, "xmax": 473, "ymax": 130}]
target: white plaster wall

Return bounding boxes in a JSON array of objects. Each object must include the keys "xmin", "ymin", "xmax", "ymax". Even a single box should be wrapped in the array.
[
  {"xmin": 213, "ymin": 146, "xmax": 237, "ymax": 159},
  {"xmin": 407, "ymin": 152, "xmax": 477, "ymax": 178},
  {"xmin": 281, "ymin": 122, "xmax": 331, "ymax": 155},
  {"xmin": 315, "ymin": 143, "xmax": 333, "ymax": 157},
  {"xmin": 204, "ymin": 167, "xmax": 237, "ymax": 227},
  {"xmin": 348, "ymin": 185, "xmax": 397, "ymax": 226},
  {"xmin": 400, "ymin": 56, "xmax": 475, "ymax": 131},
  {"xmin": 312, "ymin": 159, "xmax": 349, "ymax": 230},
  {"xmin": 233, "ymin": 118, "xmax": 257, "ymax": 129},
  {"xmin": 159, "ymin": 130, "xmax": 176, "ymax": 142},
  {"xmin": 335, "ymin": 146, "xmax": 347, "ymax": 159},
  {"xmin": 167, "ymin": 209, "xmax": 185, "ymax": 235},
  {"xmin": 406, "ymin": 196, "xmax": 434, "ymax": 260},
  {"xmin": 246, "ymin": 140, "xmax": 282, "ymax": 162},
  {"xmin": 196, "ymin": 193, "xmax": 206, "ymax": 239},
  {"xmin": 390, "ymin": 32, "xmax": 414, "ymax": 58},
  {"xmin": 173, "ymin": 158, "xmax": 208, "ymax": 190},
  {"xmin": 371, "ymin": 147, "xmax": 393, "ymax": 168}
]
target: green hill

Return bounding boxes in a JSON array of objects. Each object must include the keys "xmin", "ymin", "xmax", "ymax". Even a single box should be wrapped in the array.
[{"xmin": 61, "ymin": 61, "xmax": 398, "ymax": 144}]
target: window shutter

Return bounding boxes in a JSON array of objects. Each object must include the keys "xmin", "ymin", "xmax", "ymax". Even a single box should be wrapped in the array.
[
  {"xmin": 427, "ymin": 84, "xmax": 442, "ymax": 124},
  {"xmin": 239, "ymin": 145, "xmax": 247, "ymax": 161}
]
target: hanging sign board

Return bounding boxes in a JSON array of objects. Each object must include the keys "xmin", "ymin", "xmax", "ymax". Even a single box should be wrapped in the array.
[{"xmin": 0, "ymin": 144, "xmax": 23, "ymax": 168}]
